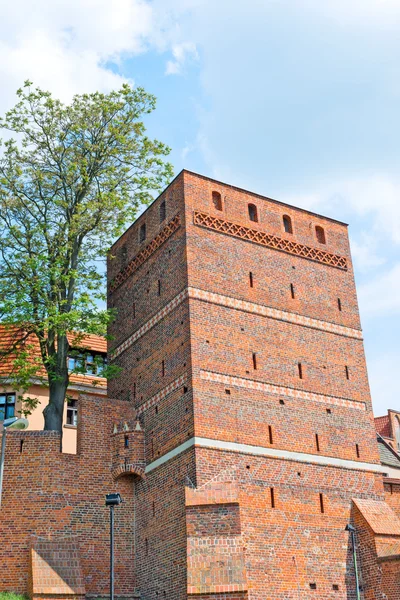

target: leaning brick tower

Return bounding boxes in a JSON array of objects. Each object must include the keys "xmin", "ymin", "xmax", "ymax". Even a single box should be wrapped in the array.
[{"xmin": 107, "ymin": 170, "xmax": 399, "ymax": 600}]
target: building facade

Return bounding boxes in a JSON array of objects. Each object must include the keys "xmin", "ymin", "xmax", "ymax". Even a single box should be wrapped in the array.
[
  {"xmin": 0, "ymin": 328, "xmax": 107, "ymax": 453},
  {"xmin": 106, "ymin": 170, "xmax": 400, "ymax": 599},
  {"xmin": 0, "ymin": 170, "xmax": 399, "ymax": 599}
]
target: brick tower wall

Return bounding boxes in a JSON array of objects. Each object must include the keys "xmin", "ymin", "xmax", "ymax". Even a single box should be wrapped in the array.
[{"xmin": 107, "ymin": 170, "xmax": 392, "ymax": 599}]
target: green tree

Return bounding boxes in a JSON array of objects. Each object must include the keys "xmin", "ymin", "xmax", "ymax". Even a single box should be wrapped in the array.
[{"xmin": 0, "ymin": 81, "xmax": 173, "ymax": 432}]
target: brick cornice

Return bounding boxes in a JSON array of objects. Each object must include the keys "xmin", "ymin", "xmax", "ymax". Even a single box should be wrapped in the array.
[
  {"xmin": 200, "ymin": 369, "xmax": 366, "ymax": 412},
  {"xmin": 109, "ymin": 213, "xmax": 181, "ymax": 293},
  {"xmin": 111, "ymin": 287, "xmax": 362, "ymax": 359},
  {"xmin": 193, "ymin": 210, "xmax": 348, "ymax": 270}
]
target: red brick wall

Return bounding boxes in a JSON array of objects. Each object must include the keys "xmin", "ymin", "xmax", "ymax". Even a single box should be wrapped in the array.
[{"xmin": 0, "ymin": 394, "xmax": 137, "ymax": 597}]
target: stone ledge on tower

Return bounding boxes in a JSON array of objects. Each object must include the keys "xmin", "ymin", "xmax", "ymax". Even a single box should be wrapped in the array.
[
  {"xmin": 185, "ymin": 479, "xmax": 248, "ymax": 598},
  {"xmin": 111, "ymin": 419, "xmax": 145, "ymax": 480}
]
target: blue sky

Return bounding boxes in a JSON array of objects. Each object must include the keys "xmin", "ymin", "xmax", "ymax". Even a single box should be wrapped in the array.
[{"xmin": 1, "ymin": 0, "xmax": 399, "ymax": 415}]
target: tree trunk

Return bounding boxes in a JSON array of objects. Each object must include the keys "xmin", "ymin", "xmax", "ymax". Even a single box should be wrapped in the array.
[
  {"xmin": 43, "ymin": 377, "xmax": 68, "ymax": 433},
  {"xmin": 43, "ymin": 333, "xmax": 69, "ymax": 434}
]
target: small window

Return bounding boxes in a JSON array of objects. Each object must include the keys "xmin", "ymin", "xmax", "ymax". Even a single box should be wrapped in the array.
[
  {"xmin": 252, "ymin": 352, "xmax": 257, "ymax": 370},
  {"xmin": 158, "ymin": 280, "xmax": 161, "ymax": 296},
  {"xmin": 212, "ymin": 191, "xmax": 223, "ymax": 211},
  {"xmin": 298, "ymin": 362, "xmax": 303, "ymax": 379},
  {"xmin": 337, "ymin": 298, "xmax": 342, "ymax": 312},
  {"xmin": 315, "ymin": 433, "xmax": 320, "ymax": 452},
  {"xmin": 356, "ymin": 444, "xmax": 360, "ymax": 458},
  {"xmin": 120, "ymin": 244, "xmax": 127, "ymax": 264},
  {"xmin": 283, "ymin": 215, "xmax": 293, "ymax": 234},
  {"xmin": 132, "ymin": 301, "xmax": 136, "ymax": 319},
  {"xmin": 315, "ymin": 225, "xmax": 326, "ymax": 244},
  {"xmin": 0, "ymin": 393, "xmax": 16, "ymax": 421},
  {"xmin": 124, "ymin": 435, "xmax": 129, "ymax": 448},
  {"xmin": 161, "ymin": 360, "xmax": 165, "ymax": 377},
  {"xmin": 139, "ymin": 223, "xmax": 146, "ymax": 243},
  {"xmin": 319, "ymin": 493, "xmax": 325, "ymax": 513},
  {"xmin": 248, "ymin": 203, "xmax": 258, "ymax": 222},
  {"xmin": 66, "ymin": 399, "xmax": 78, "ymax": 426},
  {"xmin": 160, "ymin": 200, "xmax": 166, "ymax": 223},
  {"xmin": 290, "ymin": 283, "xmax": 295, "ymax": 299},
  {"xmin": 270, "ymin": 487, "xmax": 275, "ymax": 508},
  {"xmin": 345, "ymin": 365, "xmax": 349, "ymax": 380},
  {"xmin": 310, "ymin": 583, "xmax": 317, "ymax": 590},
  {"xmin": 268, "ymin": 425, "xmax": 273, "ymax": 445},
  {"xmin": 249, "ymin": 272, "xmax": 254, "ymax": 288}
]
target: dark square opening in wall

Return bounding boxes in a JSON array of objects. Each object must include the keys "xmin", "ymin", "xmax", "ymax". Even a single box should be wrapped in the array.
[
  {"xmin": 333, "ymin": 584, "xmax": 339, "ymax": 591},
  {"xmin": 309, "ymin": 583, "xmax": 317, "ymax": 590}
]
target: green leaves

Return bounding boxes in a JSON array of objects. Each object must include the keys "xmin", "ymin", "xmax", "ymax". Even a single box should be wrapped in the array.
[{"xmin": 0, "ymin": 82, "xmax": 173, "ymax": 429}]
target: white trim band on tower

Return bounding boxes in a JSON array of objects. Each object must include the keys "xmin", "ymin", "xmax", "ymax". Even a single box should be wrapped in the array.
[
  {"xmin": 111, "ymin": 286, "xmax": 363, "ymax": 359},
  {"xmin": 145, "ymin": 436, "xmax": 387, "ymax": 475},
  {"xmin": 200, "ymin": 370, "xmax": 366, "ymax": 411}
]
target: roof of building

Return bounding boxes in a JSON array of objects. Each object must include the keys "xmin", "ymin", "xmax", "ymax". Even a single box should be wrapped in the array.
[
  {"xmin": 377, "ymin": 435, "xmax": 400, "ymax": 469},
  {"xmin": 0, "ymin": 325, "xmax": 107, "ymax": 388},
  {"xmin": 375, "ymin": 414, "xmax": 392, "ymax": 438}
]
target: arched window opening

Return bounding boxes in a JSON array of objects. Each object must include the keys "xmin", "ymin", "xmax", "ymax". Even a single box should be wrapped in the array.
[
  {"xmin": 160, "ymin": 200, "xmax": 166, "ymax": 223},
  {"xmin": 315, "ymin": 225, "xmax": 326, "ymax": 244},
  {"xmin": 283, "ymin": 215, "xmax": 293, "ymax": 234},
  {"xmin": 139, "ymin": 223, "xmax": 146, "ymax": 243},
  {"xmin": 212, "ymin": 191, "xmax": 223, "ymax": 211},
  {"xmin": 248, "ymin": 203, "xmax": 258, "ymax": 222}
]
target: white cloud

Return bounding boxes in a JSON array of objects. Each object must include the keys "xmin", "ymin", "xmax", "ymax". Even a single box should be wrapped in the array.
[
  {"xmin": 165, "ymin": 42, "xmax": 198, "ymax": 75},
  {"xmin": 0, "ymin": 0, "xmax": 153, "ymax": 110}
]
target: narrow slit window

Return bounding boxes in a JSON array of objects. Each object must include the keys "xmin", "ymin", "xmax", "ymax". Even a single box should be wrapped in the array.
[
  {"xmin": 160, "ymin": 200, "xmax": 166, "ymax": 223},
  {"xmin": 268, "ymin": 425, "xmax": 274, "ymax": 445},
  {"xmin": 315, "ymin": 433, "xmax": 320, "ymax": 452},
  {"xmin": 252, "ymin": 352, "xmax": 257, "ymax": 370},
  {"xmin": 249, "ymin": 272, "xmax": 254, "ymax": 288},
  {"xmin": 248, "ymin": 203, "xmax": 258, "ymax": 222},
  {"xmin": 152, "ymin": 501, "xmax": 156, "ymax": 517},
  {"xmin": 132, "ymin": 301, "xmax": 136, "ymax": 319},
  {"xmin": 161, "ymin": 360, "xmax": 165, "ymax": 377},
  {"xmin": 139, "ymin": 223, "xmax": 146, "ymax": 243},
  {"xmin": 345, "ymin": 365, "xmax": 349, "ymax": 380},
  {"xmin": 298, "ymin": 362, "xmax": 303, "ymax": 379},
  {"xmin": 283, "ymin": 215, "xmax": 293, "ymax": 234},
  {"xmin": 212, "ymin": 191, "xmax": 223, "ymax": 211},
  {"xmin": 290, "ymin": 283, "xmax": 295, "ymax": 299},
  {"xmin": 337, "ymin": 298, "xmax": 342, "ymax": 311},
  {"xmin": 133, "ymin": 382, "xmax": 136, "ymax": 400},
  {"xmin": 145, "ymin": 538, "xmax": 149, "ymax": 556},
  {"xmin": 319, "ymin": 493, "xmax": 325, "ymax": 513},
  {"xmin": 270, "ymin": 487, "xmax": 275, "ymax": 508},
  {"xmin": 124, "ymin": 435, "xmax": 129, "ymax": 448},
  {"xmin": 356, "ymin": 444, "xmax": 360, "ymax": 458},
  {"xmin": 158, "ymin": 279, "xmax": 161, "ymax": 296},
  {"xmin": 315, "ymin": 225, "xmax": 326, "ymax": 244}
]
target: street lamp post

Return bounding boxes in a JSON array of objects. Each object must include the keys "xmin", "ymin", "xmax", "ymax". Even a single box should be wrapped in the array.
[
  {"xmin": 346, "ymin": 523, "xmax": 361, "ymax": 600},
  {"xmin": 0, "ymin": 416, "xmax": 29, "ymax": 507},
  {"xmin": 105, "ymin": 493, "xmax": 122, "ymax": 600}
]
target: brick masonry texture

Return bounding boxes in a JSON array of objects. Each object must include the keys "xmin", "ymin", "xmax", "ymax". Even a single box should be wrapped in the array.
[{"xmin": 1, "ymin": 170, "xmax": 400, "ymax": 600}]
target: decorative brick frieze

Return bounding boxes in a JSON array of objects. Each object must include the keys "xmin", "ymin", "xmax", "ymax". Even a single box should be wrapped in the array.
[
  {"xmin": 109, "ymin": 213, "xmax": 181, "ymax": 293},
  {"xmin": 136, "ymin": 373, "xmax": 189, "ymax": 415},
  {"xmin": 200, "ymin": 369, "xmax": 366, "ymax": 411},
  {"xmin": 112, "ymin": 286, "xmax": 362, "ymax": 359},
  {"xmin": 193, "ymin": 210, "xmax": 348, "ymax": 270}
]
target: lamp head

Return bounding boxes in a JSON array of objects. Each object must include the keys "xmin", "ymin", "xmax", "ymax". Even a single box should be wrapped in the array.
[
  {"xmin": 345, "ymin": 523, "xmax": 356, "ymax": 533},
  {"xmin": 3, "ymin": 417, "xmax": 29, "ymax": 430},
  {"xmin": 105, "ymin": 493, "xmax": 122, "ymax": 507}
]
